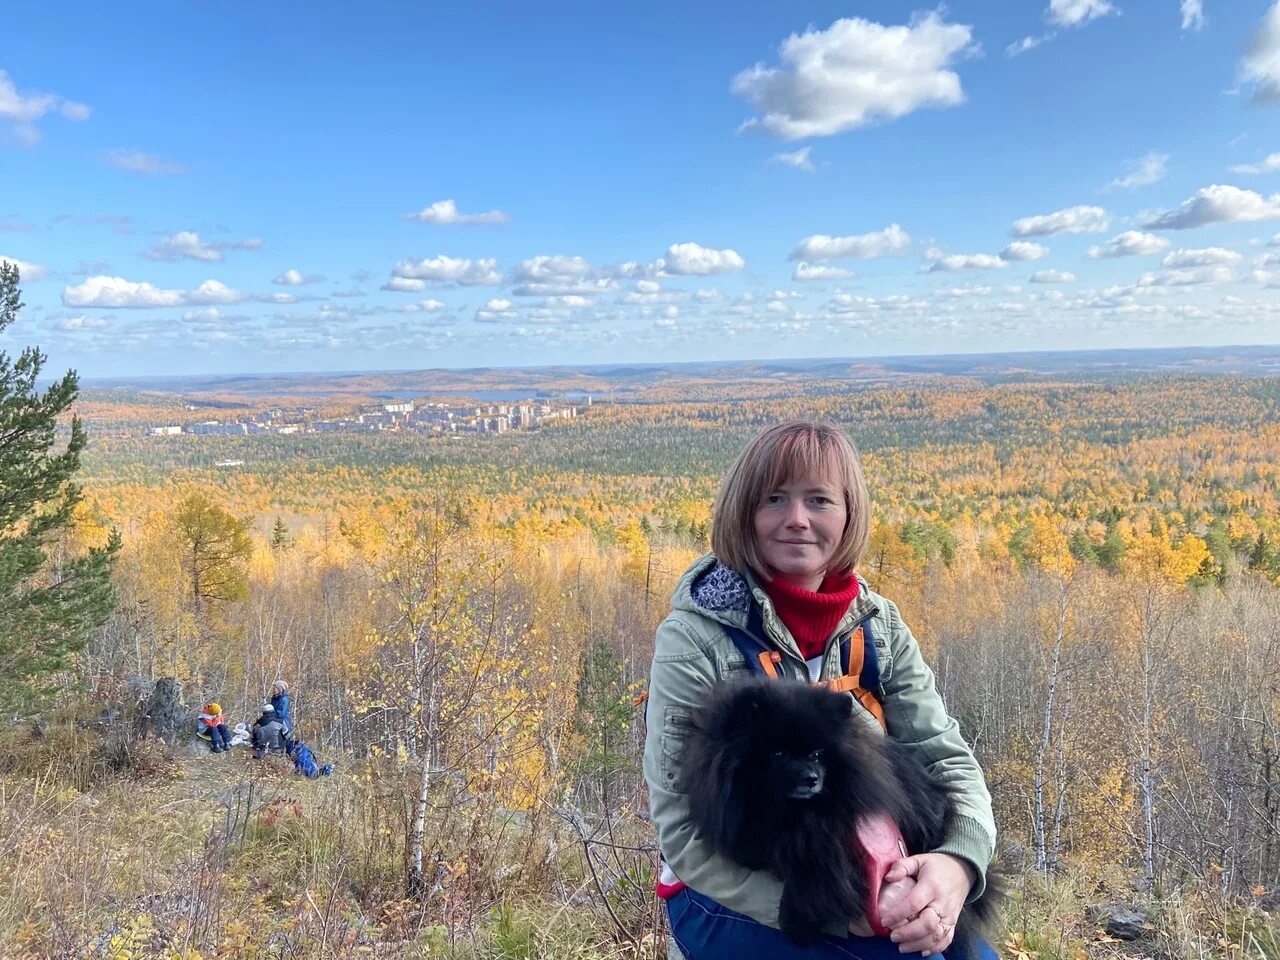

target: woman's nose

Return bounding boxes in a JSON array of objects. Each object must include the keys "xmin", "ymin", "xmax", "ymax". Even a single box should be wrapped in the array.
[{"xmin": 785, "ymin": 502, "xmax": 809, "ymax": 526}]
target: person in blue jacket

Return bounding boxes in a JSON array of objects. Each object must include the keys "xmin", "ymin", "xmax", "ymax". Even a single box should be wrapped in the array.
[
  {"xmin": 285, "ymin": 735, "xmax": 333, "ymax": 778},
  {"xmin": 271, "ymin": 679, "xmax": 292, "ymax": 734}
]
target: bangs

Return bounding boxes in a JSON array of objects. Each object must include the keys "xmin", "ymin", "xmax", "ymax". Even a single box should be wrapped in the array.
[{"xmin": 759, "ymin": 429, "xmax": 849, "ymax": 502}]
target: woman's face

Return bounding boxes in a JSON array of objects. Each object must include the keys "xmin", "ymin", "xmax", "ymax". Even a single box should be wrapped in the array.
[{"xmin": 752, "ymin": 470, "xmax": 847, "ymax": 591}]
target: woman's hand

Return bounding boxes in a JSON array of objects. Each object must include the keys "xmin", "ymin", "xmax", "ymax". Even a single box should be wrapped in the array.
[{"xmin": 877, "ymin": 852, "xmax": 976, "ymax": 955}]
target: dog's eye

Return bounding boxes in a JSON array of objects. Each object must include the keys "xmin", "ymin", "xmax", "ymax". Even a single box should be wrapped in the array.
[
  {"xmin": 808, "ymin": 750, "xmax": 824, "ymax": 762},
  {"xmin": 772, "ymin": 750, "xmax": 786, "ymax": 761}
]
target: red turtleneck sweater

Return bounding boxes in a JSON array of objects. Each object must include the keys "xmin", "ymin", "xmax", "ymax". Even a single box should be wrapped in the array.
[{"xmin": 760, "ymin": 570, "xmax": 860, "ymax": 660}]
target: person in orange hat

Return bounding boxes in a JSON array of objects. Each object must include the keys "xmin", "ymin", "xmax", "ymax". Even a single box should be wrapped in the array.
[{"xmin": 197, "ymin": 702, "xmax": 231, "ymax": 753}]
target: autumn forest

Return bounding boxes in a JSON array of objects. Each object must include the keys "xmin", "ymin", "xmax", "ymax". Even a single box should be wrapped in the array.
[{"xmin": 5, "ymin": 358, "xmax": 1280, "ymax": 958}]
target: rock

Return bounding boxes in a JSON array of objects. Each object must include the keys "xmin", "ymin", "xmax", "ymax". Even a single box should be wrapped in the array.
[
  {"xmin": 139, "ymin": 677, "xmax": 192, "ymax": 744},
  {"xmin": 667, "ymin": 935, "xmax": 685, "ymax": 960},
  {"xmin": 1087, "ymin": 904, "xmax": 1150, "ymax": 941}
]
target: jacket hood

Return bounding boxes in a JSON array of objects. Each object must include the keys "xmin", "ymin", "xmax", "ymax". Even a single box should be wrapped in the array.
[{"xmin": 670, "ymin": 554, "xmax": 881, "ymax": 644}]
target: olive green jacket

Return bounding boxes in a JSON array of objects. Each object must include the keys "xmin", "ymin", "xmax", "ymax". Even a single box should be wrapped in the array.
[{"xmin": 642, "ymin": 554, "xmax": 996, "ymax": 931}]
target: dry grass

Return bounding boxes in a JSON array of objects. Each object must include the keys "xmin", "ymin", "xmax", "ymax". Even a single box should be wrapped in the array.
[{"xmin": 2, "ymin": 715, "xmax": 1276, "ymax": 959}]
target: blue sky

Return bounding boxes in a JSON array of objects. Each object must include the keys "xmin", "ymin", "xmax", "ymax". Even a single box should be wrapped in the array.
[{"xmin": 3, "ymin": 0, "xmax": 1280, "ymax": 377}]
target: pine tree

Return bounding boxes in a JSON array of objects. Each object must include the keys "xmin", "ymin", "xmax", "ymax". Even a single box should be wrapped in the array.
[
  {"xmin": 0, "ymin": 261, "xmax": 118, "ymax": 716},
  {"xmin": 270, "ymin": 515, "xmax": 291, "ymax": 551},
  {"xmin": 171, "ymin": 492, "xmax": 252, "ymax": 640}
]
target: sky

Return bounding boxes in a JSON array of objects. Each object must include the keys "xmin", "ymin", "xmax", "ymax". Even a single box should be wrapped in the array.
[{"xmin": 3, "ymin": 0, "xmax": 1280, "ymax": 377}]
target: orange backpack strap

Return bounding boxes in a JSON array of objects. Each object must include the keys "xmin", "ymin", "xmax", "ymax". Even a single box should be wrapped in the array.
[
  {"xmin": 820, "ymin": 626, "xmax": 887, "ymax": 731},
  {"xmin": 757, "ymin": 650, "xmax": 782, "ymax": 678}
]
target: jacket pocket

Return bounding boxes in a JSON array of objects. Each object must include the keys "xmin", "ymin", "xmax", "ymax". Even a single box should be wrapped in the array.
[{"xmin": 660, "ymin": 705, "xmax": 695, "ymax": 790}]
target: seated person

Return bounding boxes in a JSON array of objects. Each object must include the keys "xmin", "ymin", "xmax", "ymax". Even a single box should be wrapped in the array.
[
  {"xmin": 271, "ymin": 679, "xmax": 292, "ymax": 735},
  {"xmin": 196, "ymin": 702, "xmax": 231, "ymax": 754},
  {"xmin": 250, "ymin": 702, "xmax": 287, "ymax": 759},
  {"xmin": 285, "ymin": 735, "xmax": 334, "ymax": 778}
]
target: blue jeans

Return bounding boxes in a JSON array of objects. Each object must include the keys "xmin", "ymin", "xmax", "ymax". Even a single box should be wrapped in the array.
[
  {"xmin": 207, "ymin": 723, "xmax": 231, "ymax": 751},
  {"xmin": 666, "ymin": 888, "xmax": 999, "ymax": 960}
]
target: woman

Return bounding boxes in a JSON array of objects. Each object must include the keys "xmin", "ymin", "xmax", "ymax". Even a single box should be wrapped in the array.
[
  {"xmin": 270, "ymin": 679, "xmax": 292, "ymax": 734},
  {"xmin": 643, "ymin": 421, "xmax": 996, "ymax": 960}
]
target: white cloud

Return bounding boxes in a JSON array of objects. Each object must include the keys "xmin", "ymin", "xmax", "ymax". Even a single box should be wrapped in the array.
[
  {"xmin": 791, "ymin": 224, "xmax": 911, "ymax": 260},
  {"xmin": 547, "ymin": 295, "xmax": 592, "ymax": 308},
  {"xmin": 1047, "ymin": 0, "xmax": 1117, "ymax": 29},
  {"xmin": 104, "ymin": 149, "xmax": 189, "ymax": 175},
  {"xmin": 926, "ymin": 253, "xmax": 1007, "ymax": 272},
  {"xmin": 1105, "ymin": 152, "xmax": 1168, "ymax": 191},
  {"xmin": 0, "ymin": 256, "xmax": 51, "ymax": 281},
  {"xmin": 403, "ymin": 199, "xmax": 511, "ymax": 225},
  {"xmin": 772, "ymin": 147, "xmax": 815, "ymax": 171},
  {"xmin": 1006, "ymin": 35, "xmax": 1047, "ymax": 56},
  {"xmin": 0, "ymin": 69, "xmax": 90, "ymax": 145},
  {"xmin": 1240, "ymin": 1, "xmax": 1280, "ymax": 104},
  {"xmin": 1088, "ymin": 230, "xmax": 1171, "ymax": 257},
  {"xmin": 272, "ymin": 268, "xmax": 325, "ymax": 286},
  {"xmin": 694, "ymin": 288, "xmax": 724, "ymax": 302},
  {"xmin": 145, "ymin": 232, "xmax": 219, "ymax": 262},
  {"xmin": 1011, "ymin": 205, "xmax": 1109, "ymax": 236},
  {"xmin": 635, "ymin": 279, "xmax": 662, "ymax": 294},
  {"xmin": 511, "ymin": 277, "xmax": 619, "ymax": 297},
  {"xmin": 187, "ymin": 280, "xmax": 248, "ymax": 305},
  {"xmin": 731, "ymin": 11, "xmax": 977, "ymax": 140},
  {"xmin": 514, "ymin": 255, "xmax": 593, "ymax": 282},
  {"xmin": 1144, "ymin": 184, "xmax": 1280, "ymax": 229},
  {"xmin": 662, "ymin": 242, "xmax": 745, "ymax": 275},
  {"xmin": 1230, "ymin": 153, "xmax": 1280, "ymax": 175},
  {"xmin": 1162, "ymin": 247, "xmax": 1242, "ymax": 267},
  {"xmin": 1138, "ymin": 266, "xmax": 1235, "ymax": 286},
  {"xmin": 1029, "ymin": 269, "xmax": 1076, "ymax": 283},
  {"xmin": 475, "ymin": 298, "xmax": 518, "ymax": 322},
  {"xmin": 396, "ymin": 298, "xmax": 447, "ymax": 313},
  {"xmin": 61, "ymin": 275, "xmax": 252, "ymax": 308},
  {"xmin": 55, "ymin": 315, "xmax": 109, "ymax": 331},
  {"xmin": 182, "ymin": 308, "xmax": 221, "ymax": 323},
  {"xmin": 382, "ymin": 276, "xmax": 426, "ymax": 292},
  {"xmin": 62, "ymin": 275, "xmax": 185, "ymax": 308},
  {"xmin": 792, "ymin": 262, "xmax": 855, "ymax": 281},
  {"xmin": 391, "ymin": 255, "xmax": 503, "ymax": 286},
  {"xmin": 143, "ymin": 231, "xmax": 260, "ymax": 262},
  {"xmin": 1000, "ymin": 241, "xmax": 1050, "ymax": 261},
  {"xmin": 1181, "ymin": 0, "xmax": 1205, "ymax": 31}
]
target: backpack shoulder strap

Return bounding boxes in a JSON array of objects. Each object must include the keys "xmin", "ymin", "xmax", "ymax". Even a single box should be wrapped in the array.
[
  {"xmin": 723, "ymin": 605, "xmax": 782, "ymax": 678},
  {"xmin": 822, "ymin": 620, "xmax": 887, "ymax": 730}
]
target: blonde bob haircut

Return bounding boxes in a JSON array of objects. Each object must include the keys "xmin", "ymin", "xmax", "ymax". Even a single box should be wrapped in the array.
[{"xmin": 711, "ymin": 420, "xmax": 871, "ymax": 580}]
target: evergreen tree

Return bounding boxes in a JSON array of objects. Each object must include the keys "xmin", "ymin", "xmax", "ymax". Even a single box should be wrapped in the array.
[
  {"xmin": 0, "ymin": 262, "xmax": 118, "ymax": 716},
  {"xmin": 270, "ymin": 515, "xmax": 291, "ymax": 551},
  {"xmin": 571, "ymin": 638, "xmax": 633, "ymax": 814},
  {"xmin": 171, "ymin": 492, "xmax": 252, "ymax": 639}
]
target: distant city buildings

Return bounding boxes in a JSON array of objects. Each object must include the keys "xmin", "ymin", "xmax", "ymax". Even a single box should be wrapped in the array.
[{"xmin": 140, "ymin": 397, "xmax": 583, "ymax": 439}]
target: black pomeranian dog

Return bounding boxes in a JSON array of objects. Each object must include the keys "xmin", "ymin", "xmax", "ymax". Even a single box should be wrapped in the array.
[{"xmin": 681, "ymin": 676, "xmax": 999, "ymax": 953}]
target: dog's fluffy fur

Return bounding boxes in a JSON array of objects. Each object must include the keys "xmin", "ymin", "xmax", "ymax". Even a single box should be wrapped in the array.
[{"xmin": 681, "ymin": 677, "xmax": 998, "ymax": 952}]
